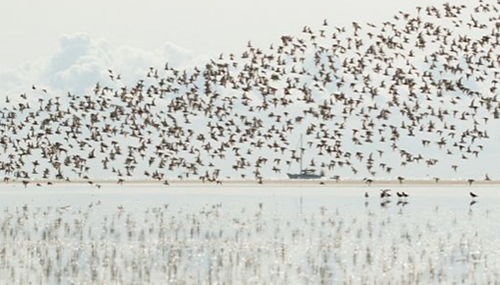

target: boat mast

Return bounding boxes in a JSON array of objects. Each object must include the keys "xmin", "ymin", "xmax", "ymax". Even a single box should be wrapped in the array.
[{"xmin": 300, "ymin": 134, "xmax": 303, "ymax": 173}]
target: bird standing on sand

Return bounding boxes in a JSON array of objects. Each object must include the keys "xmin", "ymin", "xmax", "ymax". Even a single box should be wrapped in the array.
[{"xmin": 380, "ymin": 189, "xmax": 391, "ymax": 198}]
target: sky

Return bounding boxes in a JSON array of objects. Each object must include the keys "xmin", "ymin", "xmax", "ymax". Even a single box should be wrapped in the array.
[
  {"xmin": 0, "ymin": 0, "xmax": 497, "ymax": 181},
  {"xmin": 0, "ymin": 0, "xmax": 480, "ymax": 100},
  {"xmin": 0, "ymin": 0, "xmax": 477, "ymax": 67}
]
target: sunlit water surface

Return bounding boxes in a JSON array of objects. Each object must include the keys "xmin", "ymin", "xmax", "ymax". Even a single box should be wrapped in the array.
[{"xmin": 0, "ymin": 184, "xmax": 499, "ymax": 284}]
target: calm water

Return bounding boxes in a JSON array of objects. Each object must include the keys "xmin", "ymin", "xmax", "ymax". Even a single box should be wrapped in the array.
[{"xmin": 0, "ymin": 184, "xmax": 499, "ymax": 284}]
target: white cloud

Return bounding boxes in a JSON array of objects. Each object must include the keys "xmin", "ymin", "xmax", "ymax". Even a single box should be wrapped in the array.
[{"xmin": 0, "ymin": 33, "xmax": 198, "ymax": 96}]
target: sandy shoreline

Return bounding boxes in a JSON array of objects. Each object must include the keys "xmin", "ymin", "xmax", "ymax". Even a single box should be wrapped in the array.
[{"xmin": 1, "ymin": 179, "xmax": 498, "ymax": 187}]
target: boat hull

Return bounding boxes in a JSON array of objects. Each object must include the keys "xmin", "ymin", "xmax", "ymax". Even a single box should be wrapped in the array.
[{"xmin": 287, "ymin": 173, "xmax": 324, "ymax": 180}]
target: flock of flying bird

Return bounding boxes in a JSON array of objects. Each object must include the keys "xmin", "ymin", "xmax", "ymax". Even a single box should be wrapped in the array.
[{"xmin": 2, "ymin": 0, "xmax": 500, "ymax": 186}]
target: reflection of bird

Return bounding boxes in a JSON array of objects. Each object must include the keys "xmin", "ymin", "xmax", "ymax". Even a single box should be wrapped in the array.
[{"xmin": 397, "ymin": 200, "xmax": 408, "ymax": 207}]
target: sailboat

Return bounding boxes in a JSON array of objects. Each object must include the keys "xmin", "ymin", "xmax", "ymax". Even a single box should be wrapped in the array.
[{"xmin": 287, "ymin": 135, "xmax": 324, "ymax": 179}]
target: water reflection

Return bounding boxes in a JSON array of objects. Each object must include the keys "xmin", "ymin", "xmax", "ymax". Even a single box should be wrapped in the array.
[{"xmin": 0, "ymin": 185, "xmax": 498, "ymax": 284}]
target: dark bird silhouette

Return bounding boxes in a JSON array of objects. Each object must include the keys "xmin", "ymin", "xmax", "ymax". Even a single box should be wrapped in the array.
[{"xmin": 0, "ymin": 1, "xmax": 497, "ymax": 187}]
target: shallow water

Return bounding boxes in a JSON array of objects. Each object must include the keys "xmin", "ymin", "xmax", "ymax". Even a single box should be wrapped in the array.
[{"xmin": 0, "ymin": 184, "xmax": 499, "ymax": 284}]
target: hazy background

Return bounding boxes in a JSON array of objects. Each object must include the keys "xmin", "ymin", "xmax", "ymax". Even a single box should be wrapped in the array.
[
  {"xmin": 0, "ymin": 0, "xmax": 498, "ymax": 181},
  {"xmin": 0, "ymin": 0, "xmax": 479, "ymax": 79},
  {"xmin": 0, "ymin": 0, "xmax": 469, "ymax": 67}
]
